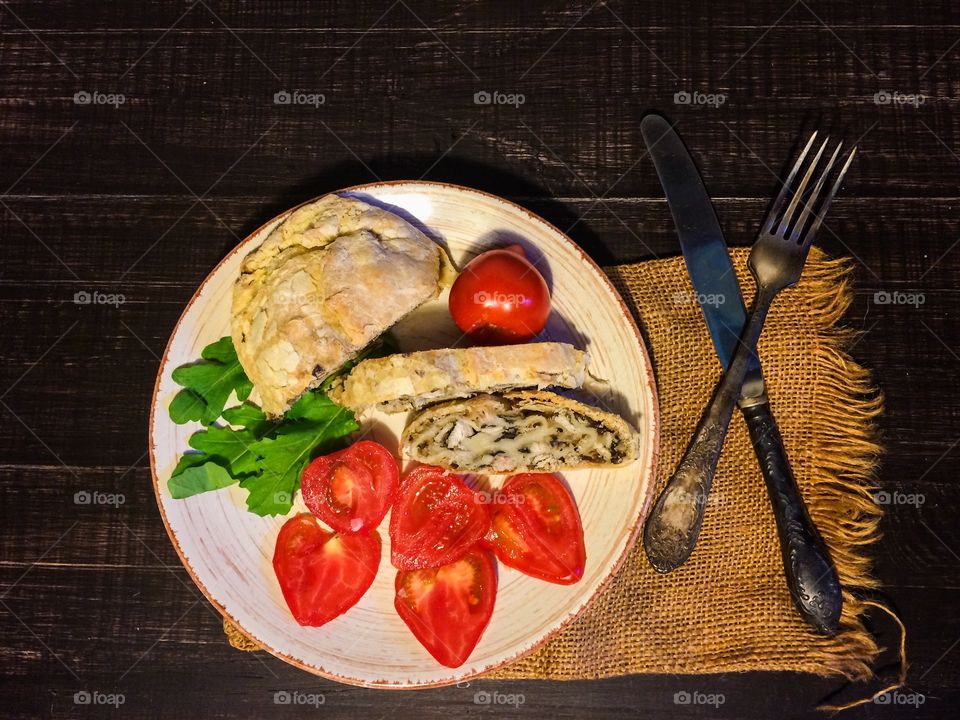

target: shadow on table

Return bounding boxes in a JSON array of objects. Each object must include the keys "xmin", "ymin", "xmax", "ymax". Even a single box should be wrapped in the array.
[{"xmin": 226, "ymin": 155, "xmax": 624, "ymax": 266}]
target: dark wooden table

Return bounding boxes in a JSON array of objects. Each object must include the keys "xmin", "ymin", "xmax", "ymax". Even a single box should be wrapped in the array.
[{"xmin": 2, "ymin": 2, "xmax": 958, "ymax": 718}]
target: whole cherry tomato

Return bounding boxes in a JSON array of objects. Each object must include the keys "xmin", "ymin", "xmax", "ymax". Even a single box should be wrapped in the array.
[{"xmin": 448, "ymin": 245, "xmax": 551, "ymax": 344}]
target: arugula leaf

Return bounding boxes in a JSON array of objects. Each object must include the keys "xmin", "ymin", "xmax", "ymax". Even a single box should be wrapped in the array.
[
  {"xmin": 166, "ymin": 334, "xmax": 379, "ymax": 515},
  {"xmin": 169, "ymin": 461, "xmax": 236, "ymax": 499},
  {"xmin": 169, "ymin": 451, "xmax": 208, "ymax": 476},
  {"xmin": 166, "ymin": 392, "xmax": 358, "ymax": 515},
  {"xmin": 240, "ymin": 402, "xmax": 359, "ymax": 516},
  {"xmin": 221, "ymin": 403, "xmax": 272, "ymax": 436},
  {"xmin": 169, "ymin": 337, "xmax": 253, "ymax": 425},
  {"xmin": 188, "ymin": 425, "xmax": 261, "ymax": 477},
  {"xmin": 200, "ymin": 336, "xmax": 243, "ymax": 364},
  {"xmin": 286, "ymin": 391, "xmax": 351, "ymax": 423},
  {"xmin": 238, "ymin": 436, "xmax": 305, "ymax": 516}
]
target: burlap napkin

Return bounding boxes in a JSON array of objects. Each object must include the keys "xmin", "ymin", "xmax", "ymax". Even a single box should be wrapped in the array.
[{"xmin": 224, "ymin": 247, "xmax": 885, "ymax": 681}]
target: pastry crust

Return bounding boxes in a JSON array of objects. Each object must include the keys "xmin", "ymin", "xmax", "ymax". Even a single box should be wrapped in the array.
[
  {"xmin": 232, "ymin": 194, "xmax": 452, "ymax": 417},
  {"xmin": 401, "ymin": 390, "xmax": 639, "ymax": 472},
  {"xmin": 328, "ymin": 342, "xmax": 589, "ymax": 413}
]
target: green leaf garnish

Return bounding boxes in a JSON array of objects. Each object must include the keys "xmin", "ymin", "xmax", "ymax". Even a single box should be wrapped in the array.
[
  {"xmin": 168, "ymin": 337, "xmax": 252, "ymax": 425},
  {"xmin": 240, "ymin": 400, "xmax": 359, "ymax": 516},
  {"xmin": 165, "ymin": 336, "xmax": 378, "ymax": 515},
  {"xmin": 188, "ymin": 425, "xmax": 261, "ymax": 477},
  {"xmin": 168, "ymin": 461, "xmax": 237, "ymax": 499},
  {"xmin": 169, "ymin": 451, "xmax": 208, "ymax": 476},
  {"xmin": 221, "ymin": 403, "xmax": 271, "ymax": 436}
]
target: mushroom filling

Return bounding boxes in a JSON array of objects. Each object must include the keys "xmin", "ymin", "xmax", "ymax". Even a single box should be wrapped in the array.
[{"xmin": 407, "ymin": 406, "xmax": 625, "ymax": 471}]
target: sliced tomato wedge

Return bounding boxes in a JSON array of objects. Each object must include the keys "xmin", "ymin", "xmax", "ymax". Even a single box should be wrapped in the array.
[
  {"xmin": 389, "ymin": 465, "xmax": 491, "ymax": 570},
  {"xmin": 394, "ymin": 548, "xmax": 497, "ymax": 667},
  {"xmin": 301, "ymin": 440, "xmax": 399, "ymax": 534},
  {"xmin": 273, "ymin": 513, "xmax": 380, "ymax": 627},
  {"xmin": 484, "ymin": 473, "xmax": 585, "ymax": 584}
]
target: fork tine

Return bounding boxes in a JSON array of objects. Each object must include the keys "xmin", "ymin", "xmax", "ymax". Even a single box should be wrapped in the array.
[
  {"xmin": 776, "ymin": 136, "xmax": 830, "ymax": 237},
  {"xmin": 761, "ymin": 131, "xmax": 818, "ymax": 235},
  {"xmin": 802, "ymin": 146, "xmax": 857, "ymax": 243},
  {"xmin": 789, "ymin": 140, "xmax": 843, "ymax": 244}
]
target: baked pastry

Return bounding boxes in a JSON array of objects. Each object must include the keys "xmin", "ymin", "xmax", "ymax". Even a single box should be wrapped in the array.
[
  {"xmin": 232, "ymin": 194, "xmax": 454, "ymax": 417},
  {"xmin": 328, "ymin": 342, "xmax": 589, "ymax": 413},
  {"xmin": 401, "ymin": 391, "xmax": 639, "ymax": 472}
]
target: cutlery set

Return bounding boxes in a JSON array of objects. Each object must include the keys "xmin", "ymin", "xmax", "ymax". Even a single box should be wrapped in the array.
[{"xmin": 639, "ymin": 114, "xmax": 857, "ymax": 634}]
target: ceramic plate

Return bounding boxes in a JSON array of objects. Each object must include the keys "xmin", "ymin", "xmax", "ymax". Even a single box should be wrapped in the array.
[{"xmin": 149, "ymin": 181, "xmax": 659, "ymax": 688}]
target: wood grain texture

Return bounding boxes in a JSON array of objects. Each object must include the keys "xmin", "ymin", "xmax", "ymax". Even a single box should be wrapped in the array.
[{"xmin": 1, "ymin": 0, "xmax": 959, "ymax": 717}]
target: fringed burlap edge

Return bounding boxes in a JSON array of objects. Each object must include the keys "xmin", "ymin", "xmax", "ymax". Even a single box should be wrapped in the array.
[{"xmin": 781, "ymin": 253, "xmax": 885, "ymax": 681}]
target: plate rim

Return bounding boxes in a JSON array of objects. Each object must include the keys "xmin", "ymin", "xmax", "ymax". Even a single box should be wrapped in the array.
[{"xmin": 147, "ymin": 179, "xmax": 660, "ymax": 689}]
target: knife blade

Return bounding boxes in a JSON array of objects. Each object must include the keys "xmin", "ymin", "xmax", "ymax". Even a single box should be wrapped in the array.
[
  {"xmin": 637, "ymin": 121, "xmax": 762, "ymax": 388},
  {"xmin": 639, "ymin": 113, "xmax": 842, "ymax": 634}
]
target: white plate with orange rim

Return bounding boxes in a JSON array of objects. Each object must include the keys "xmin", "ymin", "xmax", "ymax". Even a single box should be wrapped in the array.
[{"xmin": 148, "ymin": 181, "xmax": 660, "ymax": 688}]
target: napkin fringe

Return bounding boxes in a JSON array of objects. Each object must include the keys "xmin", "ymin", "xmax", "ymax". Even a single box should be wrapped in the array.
[{"xmin": 792, "ymin": 256, "xmax": 886, "ymax": 680}]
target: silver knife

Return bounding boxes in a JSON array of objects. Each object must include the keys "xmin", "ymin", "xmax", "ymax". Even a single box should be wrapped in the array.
[{"xmin": 639, "ymin": 114, "xmax": 842, "ymax": 634}]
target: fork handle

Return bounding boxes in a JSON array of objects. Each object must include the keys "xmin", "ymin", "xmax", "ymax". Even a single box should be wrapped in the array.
[
  {"xmin": 741, "ymin": 398, "xmax": 842, "ymax": 634},
  {"xmin": 644, "ymin": 288, "xmax": 774, "ymax": 572}
]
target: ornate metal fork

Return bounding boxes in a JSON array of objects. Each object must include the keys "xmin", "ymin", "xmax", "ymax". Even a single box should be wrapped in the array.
[{"xmin": 644, "ymin": 132, "xmax": 857, "ymax": 575}]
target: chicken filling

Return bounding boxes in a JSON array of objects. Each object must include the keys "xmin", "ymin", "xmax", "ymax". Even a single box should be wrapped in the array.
[{"xmin": 406, "ymin": 404, "xmax": 627, "ymax": 471}]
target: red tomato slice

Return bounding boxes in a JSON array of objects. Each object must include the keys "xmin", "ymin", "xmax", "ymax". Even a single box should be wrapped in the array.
[
  {"xmin": 301, "ymin": 440, "xmax": 398, "ymax": 534},
  {"xmin": 447, "ymin": 245, "xmax": 551, "ymax": 344},
  {"xmin": 389, "ymin": 465, "xmax": 491, "ymax": 570},
  {"xmin": 484, "ymin": 473, "xmax": 585, "ymax": 584},
  {"xmin": 273, "ymin": 513, "xmax": 380, "ymax": 627},
  {"xmin": 394, "ymin": 548, "xmax": 497, "ymax": 667}
]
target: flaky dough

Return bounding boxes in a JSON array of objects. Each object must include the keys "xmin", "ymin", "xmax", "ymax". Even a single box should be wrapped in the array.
[
  {"xmin": 232, "ymin": 194, "xmax": 451, "ymax": 416},
  {"xmin": 328, "ymin": 342, "xmax": 589, "ymax": 413}
]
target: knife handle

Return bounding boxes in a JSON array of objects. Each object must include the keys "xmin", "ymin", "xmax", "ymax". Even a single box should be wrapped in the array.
[{"xmin": 740, "ymin": 398, "xmax": 842, "ymax": 635}]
